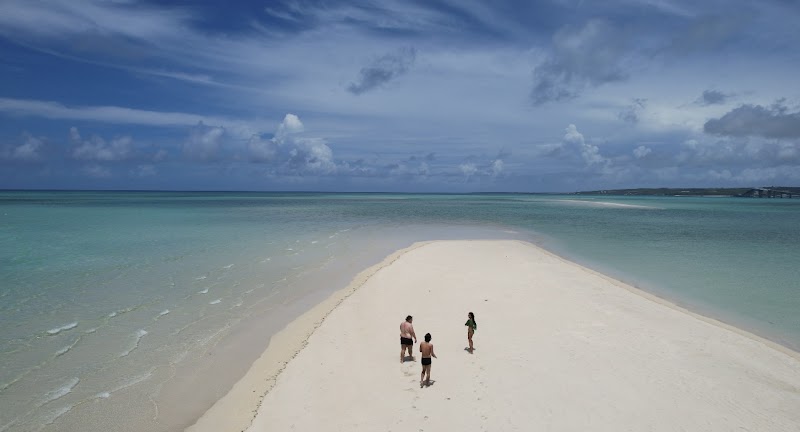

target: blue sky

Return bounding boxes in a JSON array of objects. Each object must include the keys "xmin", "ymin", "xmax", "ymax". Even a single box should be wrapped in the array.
[{"xmin": 1, "ymin": 0, "xmax": 798, "ymax": 192}]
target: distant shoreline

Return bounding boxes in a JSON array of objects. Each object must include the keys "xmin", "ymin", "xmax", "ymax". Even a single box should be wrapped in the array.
[{"xmin": 2, "ymin": 187, "xmax": 799, "ymax": 196}]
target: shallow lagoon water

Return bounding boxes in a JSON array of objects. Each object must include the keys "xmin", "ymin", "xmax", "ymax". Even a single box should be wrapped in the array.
[{"xmin": 0, "ymin": 192, "xmax": 798, "ymax": 431}]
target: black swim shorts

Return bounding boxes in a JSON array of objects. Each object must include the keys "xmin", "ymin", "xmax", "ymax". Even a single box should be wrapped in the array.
[
  {"xmin": 421, "ymin": 357, "xmax": 431, "ymax": 366},
  {"xmin": 401, "ymin": 337, "xmax": 413, "ymax": 346}
]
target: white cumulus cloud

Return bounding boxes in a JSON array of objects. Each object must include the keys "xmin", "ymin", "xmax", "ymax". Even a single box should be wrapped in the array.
[
  {"xmin": 4, "ymin": 134, "xmax": 45, "ymax": 162},
  {"xmin": 71, "ymin": 128, "xmax": 133, "ymax": 161},
  {"xmin": 633, "ymin": 145, "xmax": 652, "ymax": 159},
  {"xmin": 563, "ymin": 124, "xmax": 606, "ymax": 166}
]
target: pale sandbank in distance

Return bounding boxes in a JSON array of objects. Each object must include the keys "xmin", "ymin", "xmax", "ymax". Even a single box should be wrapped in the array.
[{"xmin": 190, "ymin": 240, "xmax": 800, "ymax": 432}]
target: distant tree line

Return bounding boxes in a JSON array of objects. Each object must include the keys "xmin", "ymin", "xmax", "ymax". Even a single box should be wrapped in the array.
[{"xmin": 571, "ymin": 187, "xmax": 800, "ymax": 197}]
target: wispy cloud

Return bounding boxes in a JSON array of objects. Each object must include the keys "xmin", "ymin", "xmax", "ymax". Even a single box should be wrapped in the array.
[
  {"xmin": 348, "ymin": 47, "xmax": 417, "ymax": 95},
  {"xmin": 0, "ymin": 98, "xmax": 253, "ymax": 134},
  {"xmin": 697, "ymin": 89, "xmax": 730, "ymax": 106},
  {"xmin": 530, "ymin": 20, "xmax": 631, "ymax": 105}
]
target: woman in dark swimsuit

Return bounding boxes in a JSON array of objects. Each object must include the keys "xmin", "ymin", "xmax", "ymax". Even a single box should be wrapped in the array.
[{"xmin": 465, "ymin": 312, "xmax": 477, "ymax": 353}]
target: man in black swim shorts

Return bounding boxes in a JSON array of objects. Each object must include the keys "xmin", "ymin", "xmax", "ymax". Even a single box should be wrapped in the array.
[
  {"xmin": 419, "ymin": 333, "xmax": 437, "ymax": 387},
  {"xmin": 400, "ymin": 315, "xmax": 417, "ymax": 363}
]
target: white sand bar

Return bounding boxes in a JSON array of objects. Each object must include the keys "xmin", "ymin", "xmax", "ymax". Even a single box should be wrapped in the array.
[{"xmin": 222, "ymin": 240, "xmax": 800, "ymax": 431}]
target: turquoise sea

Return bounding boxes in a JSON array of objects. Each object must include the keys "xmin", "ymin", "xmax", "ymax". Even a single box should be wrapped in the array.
[{"xmin": 1, "ymin": 191, "xmax": 798, "ymax": 431}]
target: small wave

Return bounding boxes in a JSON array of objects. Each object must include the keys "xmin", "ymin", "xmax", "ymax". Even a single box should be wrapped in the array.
[
  {"xmin": 158, "ymin": 309, "xmax": 170, "ymax": 317},
  {"xmin": 108, "ymin": 369, "xmax": 154, "ymax": 394},
  {"xmin": 209, "ymin": 299, "xmax": 221, "ymax": 305},
  {"xmin": 223, "ymin": 264, "xmax": 234, "ymax": 269},
  {"xmin": 55, "ymin": 338, "xmax": 80, "ymax": 357},
  {"xmin": 198, "ymin": 288, "xmax": 209, "ymax": 294},
  {"xmin": 194, "ymin": 275, "xmax": 207, "ymax": 281},
  {"xmin": 232, "ymin": 301, "xmax": 243, "ymax": 308},
  {"xmin": 95, "ymin": 392, "xmax": 110, "ymax": 399},
  {"xmin": 329, "ymin": 234, "xmax": 337, "ymax": 239},
  {"xmin": 261, "ymin": 257, "xmax": 271, "ymax": 263},
  {"xmin": 47, "ymin": 322, "xmax": 77, "ymax": 336},
  {"xmin": 244, "ymin": 289, "xmax": 254, "ymax": 294},
  {"xmin": 43, "ymin": 378, "xmax": 79, "ymax": 404},
  {"xmin": 84, "ymin": 328, "xmax": 97, "ymax": 334},
  {"xmin": 39, "ymin": 405, "xmax": 73, "ymax": 430},
  {"xmin": 108, "ymin": 306, "xmax": 136, "ymax": 319},
  {"xmin": 119, "ymin": 330, "xmax": 147, "ymax": 358},
  {"xmin": 311, "ymin": 240, "xmax": 318, "ymax": 244},
  {"xmin": 286, "ymin": 248, "xmax": 294, "ymax": 251}
]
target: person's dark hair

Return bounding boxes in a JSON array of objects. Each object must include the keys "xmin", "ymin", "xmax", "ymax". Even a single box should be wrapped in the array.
[
  {"xmin": 424, "ymin": 333, "xmax": 431, "ymax": 342},
  {"xmin": 406, "ymin": 315, "xmax": 413, "ymax": 322},
  {"xmin": 469, "ymin": 312, "xmax": 475, "ymax": 325}
]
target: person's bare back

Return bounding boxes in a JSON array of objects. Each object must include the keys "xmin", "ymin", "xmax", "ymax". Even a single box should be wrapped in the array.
[
  {"xmin": 400, "ymin": 321, "xmax": 414, "ymax": 339},
  {"xmin": 399, "ymin": 315, "xmax": 416, "ymax": 363},
  {"xmin": 419, "ymin": 341, "xmax": 434, "ymax": 359}
]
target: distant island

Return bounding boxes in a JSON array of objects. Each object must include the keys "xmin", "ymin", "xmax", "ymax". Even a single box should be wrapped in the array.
[{"xmin": 571, "ymin": 187, "xmax": 800, "ymax": 198}]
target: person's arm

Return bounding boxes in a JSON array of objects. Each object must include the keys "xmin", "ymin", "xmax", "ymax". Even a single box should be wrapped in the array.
[
  {"xmin": 432, "ymin": 345, "xmax": 437, "ymax": 358},
  {"xmin": 411, "ymin": 326, "xmax": 417, "ymax": 342}
]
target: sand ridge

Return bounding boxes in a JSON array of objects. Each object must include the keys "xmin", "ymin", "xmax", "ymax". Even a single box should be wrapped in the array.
[{"xmin": 242, "ymin": 240, "xmax": 800, "ymax": 431}]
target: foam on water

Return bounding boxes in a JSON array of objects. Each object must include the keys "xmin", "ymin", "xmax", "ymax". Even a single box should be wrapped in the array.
[
  {"xmin": 54, "ymin": 338, "xmax": 80, "ymax": 357},
  {"xmin": 106, "ymin": 369, "xmax": 155, "ymax": 395},
  {"xmin": 158, "ymin": 310, "xmax": 170, "ymax": 317},
  {"xmin": 197, "ymin": 288, "xmax": 209, "ymax": 294},
  {"xmin": 108, "ymin": 306, "xmax": 137, "ymax": 319},
  {"xmin": 209, "ymin": 299, "xmax": 221, "ymax": 305},
  {"xmin": 43, "ymin": 378, "xmax": 79, "ymax": 405},
  {"xmin": 119, "ymin": 330, "xmax": 147, "ymax": 358},
  {"xmin": 37, "ymin": 405, "xmax": 73, "ymax": 431},
  {"xmin": 46, "ymin": 323, "xmax": 77, "ymax": 336}
]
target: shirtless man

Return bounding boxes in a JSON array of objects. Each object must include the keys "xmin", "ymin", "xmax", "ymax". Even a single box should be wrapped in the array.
[
  {"xmin": 419, "ymin": 333, "xmax": 437, "ymax": 387},
  {"xmin": 400, "ymin": 315, "xmax": 417, "ymax": 363}
]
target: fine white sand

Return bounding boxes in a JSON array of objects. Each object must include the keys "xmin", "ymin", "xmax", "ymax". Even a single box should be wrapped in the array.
[{"xmin": 191, "ymin": 240, "xmax": 800, "ymax": 432}]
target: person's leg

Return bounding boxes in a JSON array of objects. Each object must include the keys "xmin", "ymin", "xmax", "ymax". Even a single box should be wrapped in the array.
[
  {"xmin": 420, "ymin": 366, "xmax": 425, "ymax": 386},
  {"xmin": 401, "ymin": 344, "xmax": 405, "ymax": 363},
  {"xmin": 468, "ymin": 332, "xmax": 474, "ymax": 353}
]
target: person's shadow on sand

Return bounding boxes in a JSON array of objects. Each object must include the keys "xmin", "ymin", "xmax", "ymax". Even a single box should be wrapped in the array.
[
  {"xmin": 402, "ymin": 355, "xmax": 416, "ymax": 362},
  {"xmin": 464, "ymin": 347, "xmax": 475, "ymax": 354},
  {"xmin": 421, "ymin": 380, "xmax": 436, "ymax": 388}
]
